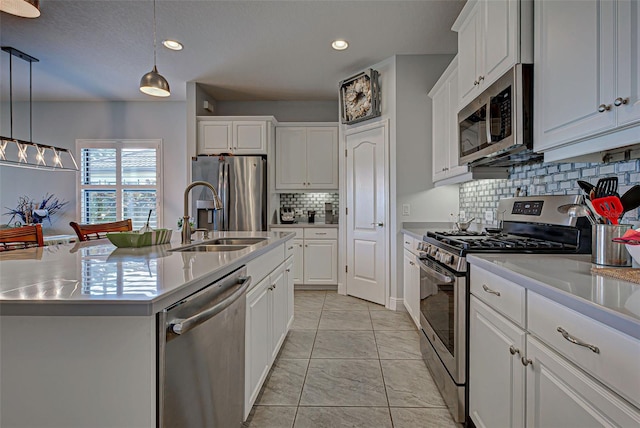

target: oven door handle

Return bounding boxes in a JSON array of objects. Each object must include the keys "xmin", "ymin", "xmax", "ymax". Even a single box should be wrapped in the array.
[{"xmin": 415, "ymin": 258, "xmax": 455, "ymax": 284}]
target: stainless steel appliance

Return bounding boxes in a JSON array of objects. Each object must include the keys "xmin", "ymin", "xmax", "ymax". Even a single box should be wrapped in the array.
[
  {"xmin": 416, "ymin": 195, "xmax": 592, "ymax": 424},
  {"xmin": 280, "ymin": 207, "xmax": 296, "ymax": 224},
  {"xmin": 458, "ymin": 64, "xmax": 541, "ymax": 167},
  {"xmin": 192, "ymin": 155, "xmax": 267, "ymax": 231},
  {"xmin": 158, "ymin": 267, "xmax": 252, "ymax": 427}
]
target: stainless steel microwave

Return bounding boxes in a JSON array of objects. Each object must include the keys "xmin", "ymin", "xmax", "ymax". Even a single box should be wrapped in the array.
[{"xmin": 458, "ymin": 64, "xmax": 539, "ymax": 167}]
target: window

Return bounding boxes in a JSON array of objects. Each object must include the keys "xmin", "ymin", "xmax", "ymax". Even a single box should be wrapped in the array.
[{"xmin": 77, "ymin": 140, "xmax": 162, "ymax": 229}]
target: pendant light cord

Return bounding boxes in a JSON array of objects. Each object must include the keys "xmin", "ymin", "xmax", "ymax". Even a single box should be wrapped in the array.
[{"xmin": 153, "ymin": 0, "xmax": 157, "ymax": 68}]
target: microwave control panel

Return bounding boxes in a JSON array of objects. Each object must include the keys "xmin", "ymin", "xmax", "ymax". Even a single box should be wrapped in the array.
[{"xmin": 511, "ymin": 200, "xmax": 543, "ymax": 216}]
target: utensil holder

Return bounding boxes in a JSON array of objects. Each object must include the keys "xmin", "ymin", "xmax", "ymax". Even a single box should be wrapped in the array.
[{"xmin": 591, "ymin": 224, "xmax": 632, "ymax": 266}]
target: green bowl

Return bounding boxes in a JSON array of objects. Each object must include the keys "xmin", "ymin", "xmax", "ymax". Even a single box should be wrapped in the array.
[{"xmin": 106, "ymin": 229, "xmax": 172, "ymax": 248}]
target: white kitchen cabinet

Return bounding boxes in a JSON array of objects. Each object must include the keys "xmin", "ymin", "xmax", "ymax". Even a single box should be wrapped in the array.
[
  {"xmin": 292, "ymin": 238, "xmax": 304, "ymax": 284},
  {"xmin": 534, "ymin": 0, "xmax": 640, "ymax": 161},
  {"xmin": 197, "ymin": 116, "xmax": 275, "ymax": 155},
  {"xmin": 525, "ymin": 336, "xmax": 640, "ymax": 427},
  {"xmin": 303, "ymin": 239, "xmax": 338, "ymax": 285},
  {"xmin": 275, "ymin": 124, "xmax": 338, "ymax": 191},
  {"xmin": 269, "ymin": 263, "xmax": 287, "ymax": 362},
  {"xmin": 469, "ymin": 263, "xmax": 640, "ymax": 428},
  {"xmin": 453, "ymin": 0, "xmax": 530, "ymax": 109},
  {"xmin": 285, "ymin": 256, "xmax": 294, "ymax": 329},
  {"xmin": 469, "ymin": 295, "xmax": 525, "ymax": 428},
  {"xmin": 429, "ymin": 57, "xmax": 469, "ymax": 184},
  {"xmin": 245, "ymin": 276, "xmax": 271, "ymax": 414},
  {"xmin": 402, "ymin": 248, "xmax": 420, "ymax": 328}
]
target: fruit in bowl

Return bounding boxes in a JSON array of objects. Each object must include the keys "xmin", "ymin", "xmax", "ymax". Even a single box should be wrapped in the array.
[{"xmin": 613, "ymin": 229, "xmax": 640, "ymax": 266}]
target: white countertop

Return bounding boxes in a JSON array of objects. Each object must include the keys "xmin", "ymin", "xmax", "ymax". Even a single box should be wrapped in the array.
[
  {"xmin": 467, "ymin": 253, "xmax": 640, "ymax": 340},
  {"xmin": 0, "ymin": 231, "xmax": 294, "ymax": 316}
]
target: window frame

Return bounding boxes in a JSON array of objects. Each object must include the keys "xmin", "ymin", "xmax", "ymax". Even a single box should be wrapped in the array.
[{"xmin": 75, "ymin": 139, "xmax": 163, "ymax": 228}]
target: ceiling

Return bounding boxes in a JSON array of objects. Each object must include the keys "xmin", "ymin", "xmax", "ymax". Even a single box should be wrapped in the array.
[{"xmin": 0, "ymin": 0, "xmax": 464, "ymax": 102}]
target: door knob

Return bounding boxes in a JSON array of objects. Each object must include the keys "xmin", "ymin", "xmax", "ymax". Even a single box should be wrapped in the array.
[
  {"xmin": 371, "ymin": 222, "xmax": 384, "ymax": 227},
  {"xmin": 598, "ymin": 104, "xmax": 611, "ymax": 113}
]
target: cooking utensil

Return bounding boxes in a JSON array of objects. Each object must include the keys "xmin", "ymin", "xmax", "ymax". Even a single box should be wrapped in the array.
[
  {"xmin": 577, "ymin": 180, "xmax": 595, "ymax": 199},
  {"xmin": 594, "ymin": 177, "xmax": 618, "ymax": 198},
  {"xmin": 557, "ymin": 204, "xmax": 597, "ymax": 225},
  {"xmin": 620, "ymin": 185, "xmax": 640, "ymax": 215},
  {"xmin": 591, "ymin": 196, "xmax": 623, "ymax": 225},
  {"xmin": 140, "ymin": 209, "xmax": 152, "ymax": 233},
  {"xmin": 455, "ymin": 218, "xmax": 475, "ymax": 231}
]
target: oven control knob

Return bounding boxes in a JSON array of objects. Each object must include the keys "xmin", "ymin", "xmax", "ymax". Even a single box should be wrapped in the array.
[
  {"xmin": 446, "ymin": 255, "xmax": 455, "ymax": 265},
  {"xmin": 431, "ymin": 248, "xmax": 439, "ymax": 257}
]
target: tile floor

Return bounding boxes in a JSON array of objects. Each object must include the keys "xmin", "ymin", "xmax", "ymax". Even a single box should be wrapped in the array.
[{"xmin": 244, "ymin": 290, "xmax": 461, "ymax": 428}]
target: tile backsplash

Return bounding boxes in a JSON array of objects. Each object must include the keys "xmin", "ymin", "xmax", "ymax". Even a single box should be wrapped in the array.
[
  {"xmin": 460, "ymin": 159, "xmax": 640, "ymax": 226},
  {"xmin": 280, "ymin": 193, "xmax": 339, "ymax": 217}
]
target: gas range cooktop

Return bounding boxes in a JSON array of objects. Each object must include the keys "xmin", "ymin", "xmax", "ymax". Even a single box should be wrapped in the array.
[{"xmin": 418, "ymin": 196, "xmax": 593, "ymax": 273}]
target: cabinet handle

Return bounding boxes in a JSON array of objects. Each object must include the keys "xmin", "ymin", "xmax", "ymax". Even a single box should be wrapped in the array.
[
  {"xmin": 473, "ymin": 80, "xmax": 479, "ymax": 86},
  {"xmin": 305, "ymin": 244, "xmax": 308, "ymax": 247},
  {"xmin": 556, "ymin": 327, "xmax": 600, "ymax": 354},
  {"xmin": 614, "ymin": 97, "xmax": 629, "ymax": 106},
  {"xmin": 598, "ymin": 104, "xmax": 611, "ymax": 113},
  {"xmin": 478, "ymin": 75, "xmax": 484, "ymax": 82},
  {"xmin": 288, "ymin": 246, "xmax": 294, "ymax": 250},
  {"xmin": 405, "ymin": 241, "xmax": 410, "ymax": 245},
  {"xmin": 521, "ymin": 357, "xmax": 533, "ymax": 367},
  {"xmin": 482, "ymin": 284, "xmax": 501, "ymax": 296},
  {"xmin": 315, "ymin": 232, "xmax": 327, "ymax": 235},
  {"xmin": 286, "ymin": 268, "xmax": 290, "ymax": 272},
  {"xmin": 268, "ymin": 285, "xmax": 275, "ymax": 291},
  {"xmin": 409, "ymin": 261, "xmax": 415, "ymax": 266},
  {"xmin": 509, "ymin": 345, "xmax": 520, "ymax": 356},
  {"xmin": 371, "ymin": 222, "xmax": 384, "ymax": 227}
]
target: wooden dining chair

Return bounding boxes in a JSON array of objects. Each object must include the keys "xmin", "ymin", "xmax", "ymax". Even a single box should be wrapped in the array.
[
  {"xmin": 0, "ymin": 224, "xmax": 44, "ymax": 251},
  {"xmin": 69, "ymin": 219, "xmax": 133, "ymax": 241}
]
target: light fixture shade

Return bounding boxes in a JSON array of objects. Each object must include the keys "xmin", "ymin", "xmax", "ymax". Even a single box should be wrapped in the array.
[
  {"xmin": 0, "ymin": 0, "xmax": 40, "ymax": 18},
  {"xmin": 139, "ymin": 65, "xmax": 170, "ymax": 97}
]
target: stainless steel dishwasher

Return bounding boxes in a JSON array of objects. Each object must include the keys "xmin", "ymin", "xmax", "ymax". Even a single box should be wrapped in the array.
[{"xmin": 157, "ymin": 267, "xmax": 251, "ymax": 427}]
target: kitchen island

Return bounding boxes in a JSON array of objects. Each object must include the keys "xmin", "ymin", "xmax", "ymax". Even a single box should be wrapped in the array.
[
  {"xmin": 466, "ymin": 254, "xmax": 640, "ymax": 427},
  {"xmin": 0, "ymin": 231, "xmax": 295, "ymax": 427}
]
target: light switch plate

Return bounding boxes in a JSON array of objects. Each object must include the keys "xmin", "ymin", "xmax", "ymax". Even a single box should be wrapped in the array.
[
  {"xmin": 484, "ymin": 210, "xmax": 494, "ymax": 222},
  {"xmin": 402, "ymin": 204, "xmax": 410, "ymax": 216}
]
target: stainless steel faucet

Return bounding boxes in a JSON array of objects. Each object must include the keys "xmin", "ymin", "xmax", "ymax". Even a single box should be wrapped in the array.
[{"xmin": 182, "ymin": 181, "xmax": 223, "ymax": 245}]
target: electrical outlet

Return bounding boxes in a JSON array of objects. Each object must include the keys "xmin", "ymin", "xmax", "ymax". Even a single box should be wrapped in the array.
[
  {"xmin": 485, "ymin": 210, "xmax": 494, "ymax": 222},
  {"xmin": 402, "ymin": 204, "xmax": 410, "ymax": 216},
  {"xmin": 459, "ymin": 210, "xmax": 466, "ymax": 220}
]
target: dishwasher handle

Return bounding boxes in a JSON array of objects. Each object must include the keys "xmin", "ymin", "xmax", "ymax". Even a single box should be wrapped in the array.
[{"xmin": 171, "ymin": 275, "xmax": 252, "ymax": 335}]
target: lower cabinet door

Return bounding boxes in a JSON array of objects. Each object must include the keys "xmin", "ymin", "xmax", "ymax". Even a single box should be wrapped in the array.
[
  {"xmin": 303, "ymin": 239, "xmax": 338, "ymax": 285},
  {"xmin": 469, "ymin": 296, "xmax": 526, "ymax": 428},
  {"xmin": 525, "ymin": 336, "xmax": 640, "ymax": 427},
  {"xmin": 245, "ymin": 277, "xmax": 271, "ymax": 418},
  {"xmin": 269, "ymin": 264, "xmax": 287, "ymax": 363},
  {"xmin": 285, "ymin": 257, "xmax": 295, "ymax": 328},
  {"xmin": 292, "ymin": 239, "xmax": 304, "ymax": 284}
]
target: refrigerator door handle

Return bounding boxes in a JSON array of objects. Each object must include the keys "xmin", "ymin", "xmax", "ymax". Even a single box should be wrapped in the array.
[{"xmin": 222, "ymin": 162, "xmax": 230, "ymax": 231}]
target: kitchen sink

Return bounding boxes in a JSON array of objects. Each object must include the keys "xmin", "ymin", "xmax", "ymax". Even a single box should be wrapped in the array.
[
  {"xmin": 172, "ymin": 244, "xmax": 250, "ymax": 252},
  {"xmin": 203, "ymin": 237, "xmax": 268, "ymax": 246}
]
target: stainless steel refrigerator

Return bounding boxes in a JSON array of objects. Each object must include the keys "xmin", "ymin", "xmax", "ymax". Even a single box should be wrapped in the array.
[{"xmin": 191, "ymin": 155, "xmax": 267, "ymax": 231}]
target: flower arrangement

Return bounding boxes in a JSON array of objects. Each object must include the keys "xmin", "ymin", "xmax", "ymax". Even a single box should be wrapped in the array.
[{"xmin": 4, "ymin": 194, "xmax": 69, "ymax": 226}]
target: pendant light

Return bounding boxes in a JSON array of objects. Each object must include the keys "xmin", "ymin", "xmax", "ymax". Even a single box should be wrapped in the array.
[
  {"xmin": 139, "ymin": 0, "xmax": 170, "ymax": 97},
  {"xmin": 0, "ymin": 0, "xmax": 40, "ymax": 18}
]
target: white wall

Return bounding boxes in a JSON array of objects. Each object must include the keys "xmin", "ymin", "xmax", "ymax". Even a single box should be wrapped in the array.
[{"xmin": 0, "ymin": 101, "xmax": 187, "ymax": 235}]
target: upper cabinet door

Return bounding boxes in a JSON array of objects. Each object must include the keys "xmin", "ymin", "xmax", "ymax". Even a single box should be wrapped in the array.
[
  {"xmin": 306, "ymin": 127, "xmax": 338, "ymax": 189},
  {"xmin": 234, "ymin": 121, "xmax": 267, "ymax": 154},
  {"xmin": 431, "ymin": 81, "xmax": 450, "ymax": 183},
  {"xmin": 483, "ymin": 0, "xmax": 518, "ymax": 84},
  {"xmin": 199, "ymin": 121, "xmax": 232, "ymax": 153},
  {"xmin": 275, "ymin": 127, "xmax": 307, "ymax": 189},
  {"xmin": 534, "ymin": 0, "xmax": 617, "ymax": 151},
  {"xmin": 457, "ymin": 4, "xmax": 482, "ymax": 106},
  {"xmin": 616, "ymin": 0, "xmax": 640, "ymax": 127}
]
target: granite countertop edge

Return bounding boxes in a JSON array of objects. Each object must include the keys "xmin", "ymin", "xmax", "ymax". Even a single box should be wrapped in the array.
[
  {"xmin": 467, "ymin": 254, "xmax": 640, "ymax": 340},
  {"xmin": 0, "ymin": 232, "xmax": 295, "ymax": 317}
]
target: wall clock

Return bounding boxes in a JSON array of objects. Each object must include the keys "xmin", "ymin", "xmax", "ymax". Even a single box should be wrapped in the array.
[{"xmin": 339, "ymin": 69, "xmax": 381, "ymax": 125}]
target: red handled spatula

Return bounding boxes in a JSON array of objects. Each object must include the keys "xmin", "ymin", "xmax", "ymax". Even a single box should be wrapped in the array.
[{"xmin": 591, "ymin": 196, "xmax": 624, "ymax": 225}]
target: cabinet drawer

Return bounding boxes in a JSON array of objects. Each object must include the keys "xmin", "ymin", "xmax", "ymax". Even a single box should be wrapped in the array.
[
  {"xmin": 470, "ymin": 265, "xmax": 526, "ymax": 327},
  {"xmin": 304, "ymin": 228, "xmax": 337, "ymax": 239},
  {"xmin": 270, "ymin": 227, "xmax": 303, "ymax": 239},
  {"xmin": 284, "ymin": 240, "xmax": 295, "ymax": 259},
  {"xmin": 528, "ymin": 292, "xmax": 640, "ymax": 408},
  {"xmin": 246, "ymin": 244, "xmax": 284, "ymax": 288},
  {"xmin": 403, "ymin": 235, "xmax": 415, "ymax": 252}
]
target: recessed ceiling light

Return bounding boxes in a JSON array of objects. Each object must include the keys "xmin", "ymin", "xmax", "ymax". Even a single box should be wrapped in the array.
[
  {"xmin": 331, "ymin": 40, "xmax": 349, "ymax": 51},
  {"xmin": 162, "ymin": 39, "xmax": 183, "ymax": 51}
]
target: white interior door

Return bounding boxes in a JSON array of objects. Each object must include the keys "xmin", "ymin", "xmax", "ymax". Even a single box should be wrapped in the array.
[{"xmin": 345, "ymin": 124, "xmax": 387, "ymax": 305}]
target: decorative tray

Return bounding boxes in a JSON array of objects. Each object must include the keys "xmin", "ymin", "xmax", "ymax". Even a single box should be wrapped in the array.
[{"xmin": 106, "ymin": 229, "xmax": 172, "ymax": 248}]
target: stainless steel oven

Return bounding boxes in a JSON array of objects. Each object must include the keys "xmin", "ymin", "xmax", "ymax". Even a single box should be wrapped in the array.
[{"xmin": 416, "ymin": 255, "xmax": 466, "ymax": 423}]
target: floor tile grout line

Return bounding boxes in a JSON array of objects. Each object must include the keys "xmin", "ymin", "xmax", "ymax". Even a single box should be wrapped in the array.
[{"xmin": 293, "ymin": 318, "xmax": 319, "ymax": 426}]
